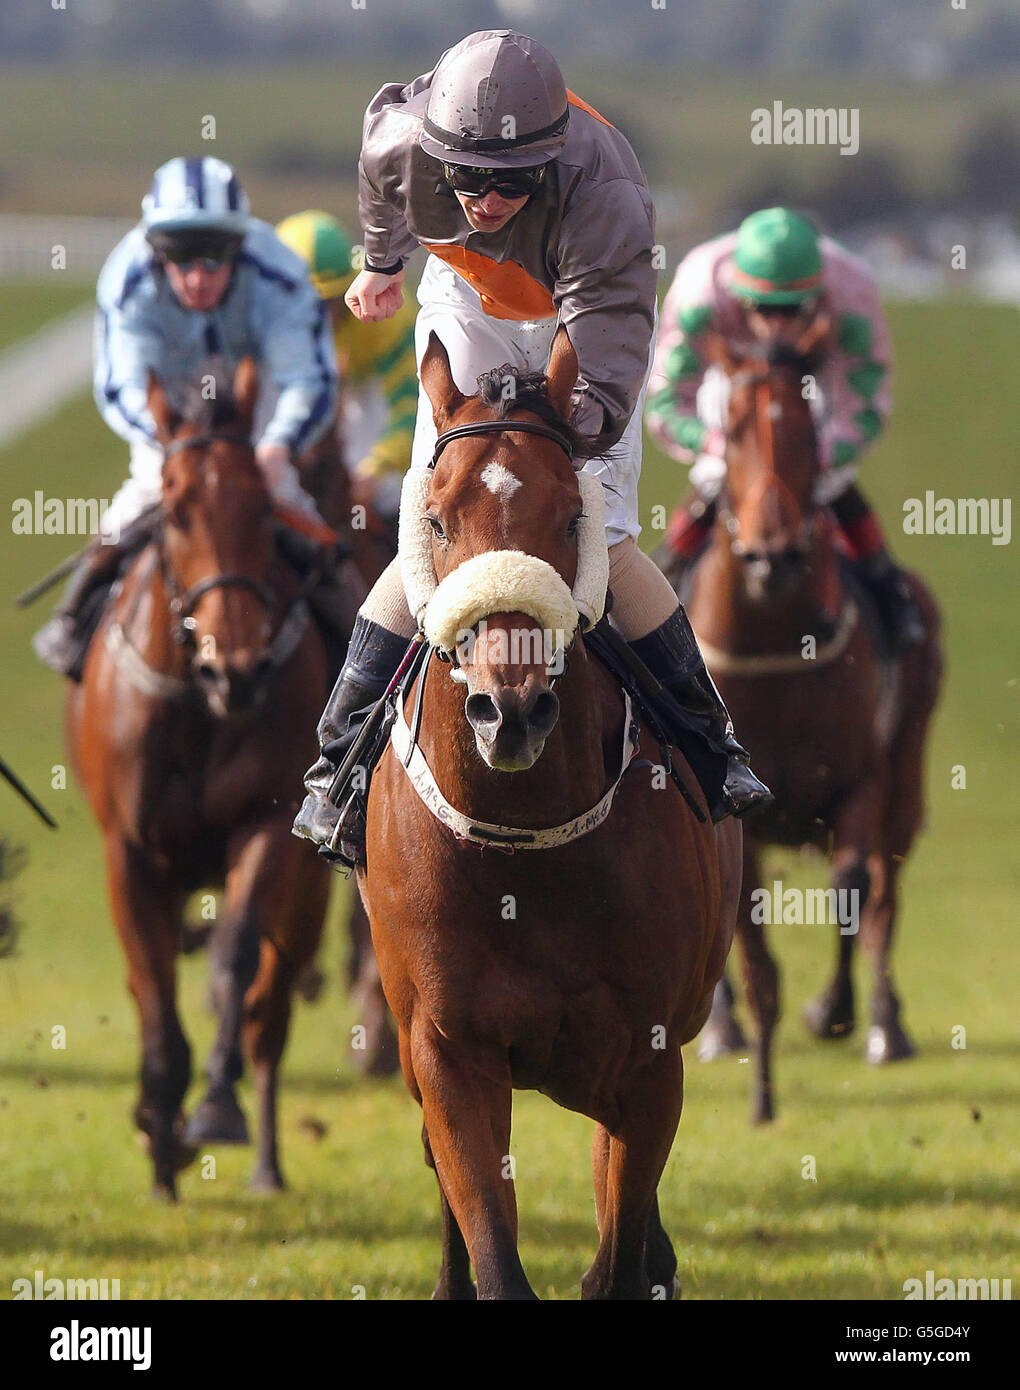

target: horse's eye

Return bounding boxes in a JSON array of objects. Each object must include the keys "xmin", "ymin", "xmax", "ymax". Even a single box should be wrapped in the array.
[
  {"xmin": 427, "ymin": 514, "xmax": 447, "ymax": 541},
  {"xmin": 567, "ymin": 513, "xmax": 582, "ymax": 538}
]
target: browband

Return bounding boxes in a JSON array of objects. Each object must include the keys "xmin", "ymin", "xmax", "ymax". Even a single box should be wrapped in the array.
[{"xmin": 431, "ymin": 419, "xmax": 574, "ymax": 469}]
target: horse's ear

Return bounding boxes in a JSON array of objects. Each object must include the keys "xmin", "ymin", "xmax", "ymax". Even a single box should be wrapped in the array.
[
  {"xmin": 233, "ymin": 356, "xmax": 259, "ymax": 433},
  {"xmin": 704, "ymin": 331, "xmax": 743, "ymax": 377},
  {"xmin": 544, "ymin": 326, "xmax": 578, "ymax": 421},
  {"xmin": 147, "ymin": 369, "xmax": 175, "ymax": 443},
  {"xmin": 419, "ymin": 332, "xmax": 465, "ymax": 430}
]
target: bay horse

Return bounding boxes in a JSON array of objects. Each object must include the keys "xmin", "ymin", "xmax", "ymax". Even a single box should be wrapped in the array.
[
  {"xmin": 673, "ymin": 327, "xmax": 941, "ymax": 1123},
  {"xmin": 357, "ymin": 330, "xmax": 741, "ymax": 1299},
  {"xmin": 67, "ymin": 360, "xmax": 332, "ymax": 1197}
]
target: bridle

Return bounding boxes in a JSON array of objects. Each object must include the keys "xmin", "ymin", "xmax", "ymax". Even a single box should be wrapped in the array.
[
  {"xmin": 160, "ymin": 430, "xmax": 279, "ymax": 646},
  {"xmin": 430, "ymin": 417, "xmax": 575, "ymax": 469},
  {"xmin": 428, "ymin": 415, "xmax": 580, "ymax": 681},
  {"xmin": 106, "ymin": 429, "xmax": 313, "ymax": 699},
  {"xmin": 716, "ymin": 349, "xmax": 817, "ymax": 560}
]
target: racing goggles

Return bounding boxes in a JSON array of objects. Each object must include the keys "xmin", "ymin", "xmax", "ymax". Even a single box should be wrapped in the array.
[
  {"xmin": 442, "ymin": 163, "xmax": 547, "ymax": 200},
  {"xmin": 162, "ymin": 252, "xmax": 232, "ymax": 272}
]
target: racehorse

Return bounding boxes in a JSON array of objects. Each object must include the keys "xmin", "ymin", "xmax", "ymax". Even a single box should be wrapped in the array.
[
  {"xmin": 67, "ymin": 361, "xmax": 332, "ymax": 1197},
  {"xmin": 357, "ymin": 330, "xmax": 741, "ymax": 1298},
  {"xmin": 669, "ymin": 327, "xmax": 941, "ymax": 1123}
]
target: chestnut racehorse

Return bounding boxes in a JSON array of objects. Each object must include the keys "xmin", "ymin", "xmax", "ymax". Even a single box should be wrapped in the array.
[
  {"xmin": 358, "ymin": 331, "xmax": 741, "ymax": 1299},
  {"xmin": 673, "ymin": 330, "xmax": 941, "ymax": 1123},
  {"xmin": 68, "ymin": 361, "xmax": 331, "ymax": 1197}
]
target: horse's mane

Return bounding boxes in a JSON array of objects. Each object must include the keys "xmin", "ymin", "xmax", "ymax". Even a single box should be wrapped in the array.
[{"xmin": 474, "ymin": 365, "xmax": 601, "ymax": 463}]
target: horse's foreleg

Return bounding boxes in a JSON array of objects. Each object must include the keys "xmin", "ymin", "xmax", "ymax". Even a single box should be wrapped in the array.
[
  {"xmin": 804, "ymin": 778, "xmax": 880, "ymax": 1042},
  {"xmin": 104, "ymin": 835, "xmax": 192, "ymax": 1200},
  {"xmin": 410, "ymin": 1018, "xmax": 534, "ymax": 1300},
  {"xmin": 243, "ymin": 848, "xmax": 330, "ymax": 1190},
  {"xmin": 421, "ymin": 1123, "xmax": 476, "ymax": 1300},
  {"xmin": 734, "ymin": 843, "xmax": 779, "ymax": 1123},
  {"xmin": 582, "ymin": 1049, "xmax": 684, "ymax": 1300},
  {"xmin": 696, "ymin": 971, "xmax": 748, "ymax": 1060},
  {"xmin": 187, "ymin": 827, "xmax": 274, "ymax": 1148},
  {"xmin": 348, "ymin": 892, "xmax": 399, "ymax": 1077},
  {"xmin": 862, "ymin": 852, "xmax": 915, "ymax": 1063}
]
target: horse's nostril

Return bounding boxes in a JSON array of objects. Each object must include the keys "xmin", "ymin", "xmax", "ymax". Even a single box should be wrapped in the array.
[
  {"xmin": 528, "ymin": 690, "xmax": 560, "ymax": 738},
  {"xmin": 196, "ymin": 662, "xmax": 219, "ymax": 685},
  {"xmin": 465, "ymin": 692, "xmax": 500, "ymax": 730}
]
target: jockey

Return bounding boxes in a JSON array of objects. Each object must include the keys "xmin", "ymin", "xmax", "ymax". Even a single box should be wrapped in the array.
[
  {"xmin": 275, "ymin": 209, "xmax": 418, "ymax": 526},
  {"xmin": 33, "ymin": 156, "xmax": 339, "ymax": 680},
  {"xmin": 294, "ymin": 28, "xmax": 771, "ymax": 860},
  {"xmin": 646, "ymin": 206, "xmax": 924, "ymax": 648}
]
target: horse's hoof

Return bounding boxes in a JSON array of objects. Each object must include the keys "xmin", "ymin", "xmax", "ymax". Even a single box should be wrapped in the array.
[
  {"xmin": 751, "ymin": 1100, "xmax": 775, "ymax": 1126},
  {"xmin": 185, "ymin": 1093, "xmax": 250, "ymax": 1145},
  {"xmin": 174, "ymin": 1138, "xmax": 200, "ymax": 1172},
  {"xmin": 249, "ymin": 1168, "xmax": 286, "ymax": 1193},
  {"xmin": 151, "ymin": 1181, "xmax": 178, "ymax": 1204},
  {"xmin": 803, "ymin": 992, "xmax": 855, "ymax": 1040},
  {"xmin": 295, "ymin": 964, "xmax": 325, "ymax": 1003},
  {"xmin": 697, "ymin": 1017, "xmax": 748, "ymax": 1061},
  {"xmin": 866, "ymin": 1023, "xmax": 916, "ymax": 1064}
]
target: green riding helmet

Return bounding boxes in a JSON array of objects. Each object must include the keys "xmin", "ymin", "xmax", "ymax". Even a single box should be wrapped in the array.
[
  {"xmin": 276, "ymin": 210, "xmax": 357, "ymax": 300},
  {"xmin": 730, "ymin": 207, "xmax": 824, "ymax": 306}
]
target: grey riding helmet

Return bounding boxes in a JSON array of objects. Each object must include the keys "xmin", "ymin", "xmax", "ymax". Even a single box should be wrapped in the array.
[{"xmin": 419, "ymin": 30, "xmax": 570, "ymax": 170}]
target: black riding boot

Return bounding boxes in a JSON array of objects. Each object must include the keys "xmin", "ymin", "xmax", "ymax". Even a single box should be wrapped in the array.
[
  {"xmin": 855, "ymin": 552, "xmax": 925, "ymax": 652},
  {"xmin": 32, "ymin": 510, "xmax": 158, "ymax": 680},
  {"xmin": 629, "ymin": 606, "xmax": 773, "ymax": 822},
  {"xmin": 291, "ymin": 614, "xmax": 410, "ymax": 864}
]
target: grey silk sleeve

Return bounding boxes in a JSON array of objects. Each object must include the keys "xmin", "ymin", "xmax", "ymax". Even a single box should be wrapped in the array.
[{"xmin": 554, "ymin": 179, "xmax": 657, "ymax": 452}]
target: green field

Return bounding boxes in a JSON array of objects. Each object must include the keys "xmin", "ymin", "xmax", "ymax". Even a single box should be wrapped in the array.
[
  {"xmin": 0, "ymin": 296, "xmax": 1016, "ymax": 1299},
  {"xmin": 0, "ymin": 282, "xmax": 93, "ymax": 355}
]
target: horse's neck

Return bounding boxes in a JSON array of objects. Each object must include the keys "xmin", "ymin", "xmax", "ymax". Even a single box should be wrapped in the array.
[
  {"xmin": 417, "ymin": 644, "xmax": 618, "ymax": 829},
  {"xmin": 693, "ymin": 521, "xmax": 843, "ymax": 654}
]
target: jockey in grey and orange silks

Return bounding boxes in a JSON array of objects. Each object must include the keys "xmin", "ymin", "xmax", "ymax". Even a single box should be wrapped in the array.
[{"xmin": 292, "ymin": 29, "xmax": 772, "ymax": 864}]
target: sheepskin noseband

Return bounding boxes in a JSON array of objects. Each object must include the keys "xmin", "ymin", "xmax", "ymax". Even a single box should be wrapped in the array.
[
  {"xmin": 422, "ymin": 549, "xmax": 575, "ymax": 654},
  {"xmin": 399, "ymin": 466, "xmax": 609, "ymax": 640}
]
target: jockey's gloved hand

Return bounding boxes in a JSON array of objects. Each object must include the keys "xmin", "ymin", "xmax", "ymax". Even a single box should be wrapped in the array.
[{"xmin": 256, "ymin": 442, "xmax": 324, "ymax": 521}]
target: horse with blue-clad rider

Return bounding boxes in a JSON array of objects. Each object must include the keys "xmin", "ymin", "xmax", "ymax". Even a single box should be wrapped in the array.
[{"xmin": 34, "ymin": 156, "xmax": 360, "ymax": 681}]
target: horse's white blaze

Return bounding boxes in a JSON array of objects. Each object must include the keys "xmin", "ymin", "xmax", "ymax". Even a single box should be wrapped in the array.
[{"xmin": 480, "ymin": 461, "xmax": 522, "ymax": 500}]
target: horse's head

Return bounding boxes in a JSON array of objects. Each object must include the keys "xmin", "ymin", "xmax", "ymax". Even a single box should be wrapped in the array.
[
  {"xmin": 709, "ymin": 314, "xmax": 831, "ymax": 602},
  {"xmin": 409, "ymin": 329, "xmax": 602, "ymax": 773},
  {"xmin": 148, "ymin": 358, "xmax": 280, "ymax": 716}
]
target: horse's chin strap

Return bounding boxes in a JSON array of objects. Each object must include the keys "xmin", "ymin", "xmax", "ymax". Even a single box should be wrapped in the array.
[{"xmin": 389, "ymin": 660, "xmax": 639, "ymax": 853}]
